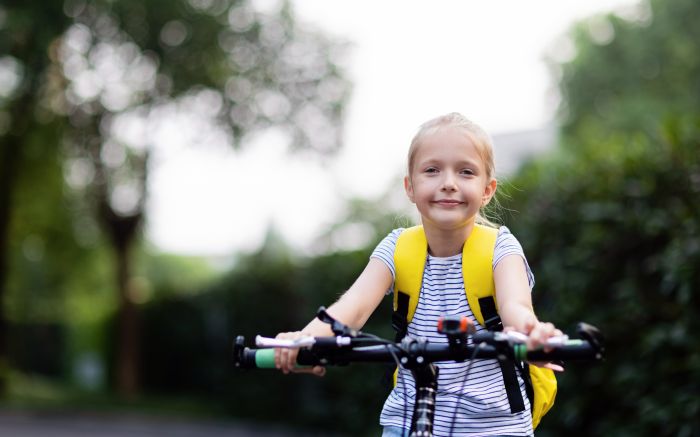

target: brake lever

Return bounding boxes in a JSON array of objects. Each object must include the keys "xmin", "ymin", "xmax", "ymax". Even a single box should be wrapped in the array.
[
  {"xmin": 507, "ymin": 331, "xmax": 569, "ymax": 346},
  {"xmin": 254, "ymin": 335, "xmax": 353, "ymax": 349},
  {"xmin": 577, "ymin": 322, "xmax": 605, "ymax": 358},
  {"xmin": 477, "ymin": 331, "xmax": 569, "ymax": 346},
  {"xmin": 255, "ymin": 335, "xmax": 316, "ymax": 348},
  {"xmin": 316, "ymin": 306, "xmax": 359, "ymax": 337}
]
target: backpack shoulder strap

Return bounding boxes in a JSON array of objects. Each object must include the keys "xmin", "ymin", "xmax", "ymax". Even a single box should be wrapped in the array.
[
  {"xmin": 393, "ymin": 226, "xmax": 427, "ymax": 328},
  {"xmin": 463, "ymin": 225, "xmax": 526, "ymax": 413},
  {"xmin": 462, "ymin": 224, "xmax": 499, "ymax": 328},
  {"xmin": 389, "ymin": 226, "xmax": 428, "ymax": 384}
]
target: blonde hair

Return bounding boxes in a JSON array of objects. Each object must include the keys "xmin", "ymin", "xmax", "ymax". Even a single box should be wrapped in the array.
[{"xmin": 407, "ymin": 112, "xmax": 499, "ymax": 226}]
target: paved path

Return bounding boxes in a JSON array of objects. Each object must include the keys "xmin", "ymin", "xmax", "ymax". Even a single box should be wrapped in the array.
[{"xmin": 0, "ymin": 410, "xmax": 327, "ymax": 437}]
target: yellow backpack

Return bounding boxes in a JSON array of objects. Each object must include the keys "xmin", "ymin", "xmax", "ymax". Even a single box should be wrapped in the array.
[{"xmin": 392, "ymin": 224, "xmax": 557, "ymax": 429}]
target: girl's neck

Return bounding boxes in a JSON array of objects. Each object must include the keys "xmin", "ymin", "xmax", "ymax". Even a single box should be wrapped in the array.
[{"xmin": 423, "ymin": 222, "xmax": 475, "ymax": 257}]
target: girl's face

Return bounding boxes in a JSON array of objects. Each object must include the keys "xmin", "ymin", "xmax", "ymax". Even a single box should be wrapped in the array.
[{"xmin": 404, "ymin": 127, "xmax": 496, "ymax": 232}]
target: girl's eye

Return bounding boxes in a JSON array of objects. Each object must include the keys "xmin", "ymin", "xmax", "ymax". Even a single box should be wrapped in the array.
[
  {"xmin": 460, "ymin": 169, "xmax": 475, "ymax": 176},
  {"xmin": 424, "ymin": 167, "xmax": 438, "ymax": 174}
]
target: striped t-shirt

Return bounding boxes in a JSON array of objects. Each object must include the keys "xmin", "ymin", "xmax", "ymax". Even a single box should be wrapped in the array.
[{"xmin": 371, "ymin": 226, "xmax": 535, "ymax": 437}]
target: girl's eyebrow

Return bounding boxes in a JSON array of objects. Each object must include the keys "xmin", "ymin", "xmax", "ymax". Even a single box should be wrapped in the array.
[
  {"xmin": 419, "ymin": 159, "xmax": 440, "ymax": 165},
  {"xmin": 457, "ymin": 159, "xmax": 480, "ymax": 168}
]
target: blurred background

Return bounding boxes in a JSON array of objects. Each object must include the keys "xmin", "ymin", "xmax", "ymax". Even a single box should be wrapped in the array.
[{"xmin": 1, "ymin": 0, "xmax": 699, "ymax": 435}]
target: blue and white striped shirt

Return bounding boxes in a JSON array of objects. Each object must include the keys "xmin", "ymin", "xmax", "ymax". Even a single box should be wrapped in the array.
[{"xmin": 371, "ymin": 226, "xmax": 535, "ymax": 437}]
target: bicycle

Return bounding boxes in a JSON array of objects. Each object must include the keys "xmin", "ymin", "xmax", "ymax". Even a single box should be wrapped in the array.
[{"xmin": 232, "ymin": 307, "xmax": 604, "ymax": 437}]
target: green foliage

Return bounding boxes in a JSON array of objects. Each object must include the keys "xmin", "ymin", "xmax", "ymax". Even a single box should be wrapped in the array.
[
  {"xmin": 1, "ymin": 0, "xmax": 351, "ymax": 396},
  {"xmin": 135, "ymin": 239, "xmax": 394, "ymax": 434},
  {"xmin": 557, "ymin": 0, "xmax": 700, "ymax": 143},
  {"xmin": 505, "ymin": 1, "xmax": 700, "ymax": 434},
  {"xmin": 507, "ymin": 119, "xmax": 700, "ymax": 437},
  {"xmin": 135, "ymin": 249, "xmax": 219, "ymax": 300}
]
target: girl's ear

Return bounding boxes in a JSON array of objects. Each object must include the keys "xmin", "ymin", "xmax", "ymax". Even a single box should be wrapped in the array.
[
  {"xmin": 482, "ymin": 178, "xmax": 497, "ymax": 206},
  {"xmin": 404, "ymin": 176, "xmax": 415, "ymax": 203}
]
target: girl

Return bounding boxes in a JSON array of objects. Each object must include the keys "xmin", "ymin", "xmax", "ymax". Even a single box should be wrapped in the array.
[{"xmin": 275, "ymin": 113, "xmax": 562, "ymax": 436}]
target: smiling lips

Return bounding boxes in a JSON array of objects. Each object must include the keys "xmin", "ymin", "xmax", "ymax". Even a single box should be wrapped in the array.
[{"xmin": 433, "ymin": 199, "xmax": 464, "ymax": 207}]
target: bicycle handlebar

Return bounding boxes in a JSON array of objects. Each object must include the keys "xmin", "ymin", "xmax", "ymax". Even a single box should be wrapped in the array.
[
  {"xmin": 236, "ymin": 339, "xmax": 599, "ymax": 369},
  {"xmin": 232, "ymin": 310, "xmax": 604, "ymax": 437},
  {"xmin": 232, "ymin": 319, "xmax": 604, "ymax": 370}
]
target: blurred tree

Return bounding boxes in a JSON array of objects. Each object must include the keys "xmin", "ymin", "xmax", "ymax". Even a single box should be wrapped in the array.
[
  {"xmin": 313, "ymin": 181, "xmax": 413, "ymax": 254},
  {"xmin": 504, "ymin": 0, "xmax": 700, "ymax": 435},
  {"xmin": 0, "ymin": 1, "xmax": 73, "ymax": 394},
  {"xmin": 510, "ymin": 121, "xmax": 700, "ymax": 437},
  {"xmin": 137, "ymin": 227, "xmax": 394, "ymax": 434},
  {"xmin": 555, "ymin": 0, "xmax": 700, "ymax": 144},
  {"xmin": 0, "ymin": 0, "xmax": 350, "ymax": 397}
]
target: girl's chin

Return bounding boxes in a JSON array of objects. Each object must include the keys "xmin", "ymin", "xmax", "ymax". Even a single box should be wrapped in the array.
[{"xmin": 422, "ymin": 217, "xmax": 475, "ymax": 229}]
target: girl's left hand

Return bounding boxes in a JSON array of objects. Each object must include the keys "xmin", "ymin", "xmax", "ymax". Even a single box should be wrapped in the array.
[{"xmin": 523, "ymin": 320, "xmax": 565, "ymax": 373}]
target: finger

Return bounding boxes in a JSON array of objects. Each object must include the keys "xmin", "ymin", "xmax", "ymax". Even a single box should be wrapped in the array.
[
  {"xmin": 527, "ymin": 323, "xmax": 548, "ymax": 349},
  {"xmin": 285, "ymin": 346, "xmax": 297, "ymax": 373},
  {"xmin": 531, "ymin": 361, "xmax": 565, "ymax": 372},
  {"xmin": 536, "ymin": 322, "xmax": 557, "ymax": 340},
  {"xmin": 544, "ymin": 362, "xmax": 565, "ymax": 372},
  {"xmin": 274, "ymin": 347, "xmax": 281, "ymax": 370},
  {"xmin": 290, "ymin": 366, "xmax": 326, "ymax": 377},
  {"xmin": 282, "ymin": 349, "xmax": 291, "ymax": 373},
  {"xmin": 286, "ymin": 350, "xmax": 299, "ymax": 373},
  {"xmin": 539, "ymin": 322, "xmax": 555, "ymax": 338},
  {"xmin": 526, "ymin": 333, "xmax": 540, "ymax": 350},
  {"xmin": 274, "ymin": 332, "xmax": 290, "ymax": 371},
  {"xmin": 537, "ymin": 323, "xmax": 562, "ymax": 352},
  {"xmin": 524, "ymin": 319, "xmax": 536, "ymax": 334},
  {"xmin": 280, "ymin": 348, "xmax": 290, "ymax": 374},
  {"xmin": 311, "ymin": 366, "xmax": 326, "ymax": 377}
]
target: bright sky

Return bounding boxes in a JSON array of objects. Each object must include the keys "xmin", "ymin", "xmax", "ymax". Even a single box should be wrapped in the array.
[{"xmin": 146, "ymin": 0, "xmax": 641, "ymax": 258}]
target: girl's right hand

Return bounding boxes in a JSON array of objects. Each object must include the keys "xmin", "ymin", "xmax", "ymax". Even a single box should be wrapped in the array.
[{"xmin": 274, "ymin": 331, "xmax": 326, "ymax": 377}]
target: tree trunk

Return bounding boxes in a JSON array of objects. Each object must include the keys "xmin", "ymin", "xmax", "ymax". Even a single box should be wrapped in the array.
[
  {"xmin": 0, "ymin": 88, "xmax": 35, "ymax": 395},
  {"xmin": 99, "ymin": 198, "xmax": 143, "ymax": 398},
  {"xmin": 0, "ymin": 138, "xmax": 19, "ymax": 394},
  {"xmin": 114, "ymin": 231, "xmax": 140, "ymax": 397}
]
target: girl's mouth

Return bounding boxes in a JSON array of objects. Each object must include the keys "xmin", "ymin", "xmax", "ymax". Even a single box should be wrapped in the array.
[{"xmin": 433, "ymin": 199, "xmax": 463, "ymax": 206}]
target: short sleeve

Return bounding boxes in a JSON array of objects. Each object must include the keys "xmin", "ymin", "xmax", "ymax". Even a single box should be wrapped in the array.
[
  {"xmin": 370, "ymin": 228, "xmax": 404, "ymax": 287},
  {"xmin": 493, "ymin": 226, "xmax": 536, "ymax": 290}
]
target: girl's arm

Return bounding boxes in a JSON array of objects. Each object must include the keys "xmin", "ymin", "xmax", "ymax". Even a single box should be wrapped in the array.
[
  {"xmin": 494, "ymin": 254, "xmax": 562, "ymax": 351},
  {"xmin": 275, "ymin": 257, "xmax": 392, "ymax": 374}
]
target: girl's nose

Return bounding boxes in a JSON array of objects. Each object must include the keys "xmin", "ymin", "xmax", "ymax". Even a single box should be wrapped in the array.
[{"xmin": 441, "ymin": 173, "xmax": 457, "ymax": 191}]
